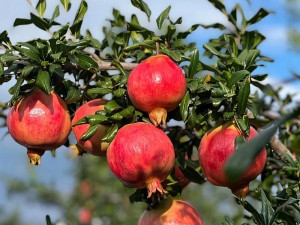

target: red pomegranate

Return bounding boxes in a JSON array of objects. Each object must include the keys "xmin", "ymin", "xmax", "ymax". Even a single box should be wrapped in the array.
[
  {"xmin": 72, "ymin": 99, "xmax": 108, "ymax": 156},
  {"xmin": 138, "ymin": 198, "xmax": 203, "ymax": 225},
  {"xmin": 106, "ymin": 122, "xmax": 175, "ymax": 198},
  {"xmin": 79, "ymin": 208, "xmax": 92, "ymax": 225},
  {"xmin": 198, "ymin": 122, "xmax": 267, "ymax": 197},
  {"xmin": 7, "ymin": 88, "xmax": 71, "ymax": 165},
  {"xmin": 127, "ymin": 55, "xmax": 186, "ymax": 126}
]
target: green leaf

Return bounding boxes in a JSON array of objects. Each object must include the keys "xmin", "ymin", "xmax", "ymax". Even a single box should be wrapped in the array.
[
  {"xmin": 261, "ymin": 189, "xmax": 274, "ymax": 225},
  {"xmin": 111, "ymin": 60, "xmax": 126, "ymax": 75},
  {"xmin": 73, "ymin": 53, "xmax": 98, "ymax": 72},
  {"xmin": 236, "ymin": 75, "xmax": 250, "ymax": 116},
  {"xmin": 200, "ymin": 23, "xmax": 226, "ymax": 30},
  {"xmin": 180, "ymin": 92, "xmax": 190, "ymax": 121},
  {"xmin": 225, "ymin": 107, "xmax": 300, "ymax": 181},
  {"xmin": 251, "ymin": 74, "xmax": 268, "ymax": 81},
  {"xmin": 65, "ymin": 86, "xmax": 80, "ymax": 104},
  {"xmin": 36, "ymin": 0, "xmax": 46, "ymax": 18},
  {"xmin": 60, "ymin": 0, "xmax": 71, "ymax": 12},
  {"xmin": 10, "ymin": 77, "xmax": 25, "ymax": 104},
  {"xmin": 22, "ymin": 65, "xmax": 36, "ymax": 77},
  {"xmin": 130, "ymin": 0, "xmax": 151, "ymax": 21},
  {"xmin": 0, "ymin": 55, "xmax": 19, "ymax": 62},
  {"xmin": 156, "ymin": 6, "xmax": 171, "ymax": 29},
  {"xmin": 102, "ymin": 124, "xmax": 118, "ymax": 142},
  {"xmin": 14, "ymin": 46, "xmax": 40, "ymax": 63},
  {"xmin": 105, "ymin": 100, "xmax": 122, "ymax": 114},
  {"xmin": 119, "ymin": 106, "xmax": 135, "ymax": 118},
  {"xmin": 13, "ymin": 18, "xmax": 32, "ymax": 27},
  {"xmin": 85, "ymin": 114, "xmax": 108, "ymax": 126},
  {"xmin": 30, "ymin": 13, "xmax": 50, "ymax": 31},
  {"xmin": 208, "ymin": 0, "xmax": 226, "ymax": 14},
  {"xmin": 177, "ymin": 24, "xmax": 200, "ymax": 39},
  {"xmin": 51, "ymin": 5, "xmax": 60, "ymax": 23},
  {"xmin": 188, "ymin": 49, "xmax": 200, "ymax": 77},
  {"xmin": 238, "ymin": 49, "xmax": 260, "ymax": 70},
  {"xmin": 87, "ymin": 88, "xmax": 111, "ymax": 96},
  {"xmin": 36, "ymin": 70, "xmax": 51, "ymax": 94},
  {"xmin": 160, "ymin": 49, "xmax": 181, "ymax": 62},
  {"xmin": 46, "ymin": 215, "xmax": 53, "ymax": 225},
  {"xmin": 80, "ymin": 124, "xmax": 100, "ymax": 141},
  {"xmin": 203, "ymin": 44, "xmax": 228, "ymax": 58},
  {"xmin": 0, "ymin": 62, "xmax": 3, "ymax": 76},
  {"xmin": 70, "ymin": 0, "xmax": 87, "ymax": 37},
  {"xmin": 247, "ymin": 8, "xmax": 271, "ymax": 26},
  {"xmin": 227, "ymin": 70, "xmax": 250, "ymax": 88},
  {"xmin": 124, "ymin": 40, "xmax": 156, "ymax": 51},
  {"xmin": 113, "ymin": 88, "xmax": 126, "ymax": 98},
  {"xmin": 242, "ymin": 30, "xmax": 266, "ymax": 50},
  {"xmin": 238, "ymin": 198, "xmax": 265, "ymax": 225}
]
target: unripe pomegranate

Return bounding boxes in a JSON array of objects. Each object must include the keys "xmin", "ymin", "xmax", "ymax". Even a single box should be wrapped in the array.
[
  {"xmin": 138, "ymin": 198, "xmax": 203, "ymax": 225},
  {"xmin": 7, "ymin": 88, "xmax": 71, "ymax": 165},
  {"xmin": 127, "ymin": 55, "xmax": 186, "ymax": 126},
  {"xmin": 107, "ymin": 122, "xmax": 175, "ymax": 198},
  {"xmin": 72, "ymin": 99, "xmax": 108, "ymax": 156},
  {"xmin": 198, "ymin": 122, "xmax": 267, "ymax": 197}
]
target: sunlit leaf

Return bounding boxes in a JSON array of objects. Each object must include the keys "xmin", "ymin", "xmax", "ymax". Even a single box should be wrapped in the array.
[
  {"xmin": 36, "ymin": 70, "xmax": 51, "ymax": 95},
  {"xmin": 156, "ymin": 6, "xmax": 171, "ymax": 29},
  {"xmin": 60, "ymin": 0, "xmax": 71, "ymax": 12},
  {"xmin": 131, "ymin": 0, "xmax": 151, "ymax": 21},
  {"xmin": 36, "ymin": 0, "xmax": 46, "ymax": 18}
]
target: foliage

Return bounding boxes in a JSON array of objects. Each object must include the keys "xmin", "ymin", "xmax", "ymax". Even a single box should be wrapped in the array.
[{"xmin": 0, "ymin": 0, "xmax": 299, "ymax": 224}]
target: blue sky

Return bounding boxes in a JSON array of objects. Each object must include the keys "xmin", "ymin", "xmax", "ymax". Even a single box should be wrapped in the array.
[{"xmin": 0, "ymin": 0, "xmax": 300, "ymax": 224}]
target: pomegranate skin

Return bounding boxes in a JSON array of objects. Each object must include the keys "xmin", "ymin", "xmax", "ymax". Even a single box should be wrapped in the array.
[
  {"xmin": 72, "ymin": 99, "xmax": 108, "ymax": 156},
  {"xmin": 138, "ymin": 199, "xmax": 203, "ymax": 225},
  {"xmin": 127, "ymin": 55, "xmax": 186, "ymax": 126},
  {"xmin": 199, "ymin": 123, "xmax": 267, "ymax": 196},
  {"xmin": 107, "ymin": 122, "xmax": 175, "ymax": 197},
  {"xmin": 7, "ymin": 89, "xmax": 71, "ymax": 165}
]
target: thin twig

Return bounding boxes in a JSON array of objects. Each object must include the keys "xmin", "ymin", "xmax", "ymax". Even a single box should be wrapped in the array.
[{"xmin": 270, "ymin": 136, "xmax": 296, "ymax": 161}]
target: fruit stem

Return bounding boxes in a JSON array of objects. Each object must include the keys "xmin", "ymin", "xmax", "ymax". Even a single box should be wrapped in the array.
[
  {"xmin": 149, "ymin": 107, "xmax": 167, "ymax": 126},
  {"xmin": 27, "ymin": 148, "xmax": 45, "ymax": 165},
  {"xmin": 147, "ymin": 178, "xmax": 168, "ymax": 198},
  {"xmin": 231, "ymin": 185, "xmax": 249, "ymax": 199}
]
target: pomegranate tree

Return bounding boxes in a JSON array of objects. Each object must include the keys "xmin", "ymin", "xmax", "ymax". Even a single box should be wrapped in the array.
[
  {"xmin": 138, "ymin": 198, "xmax": 203, "ymax": 225},
  {"xmin": 198, "ymin": 122, "xmax": 267, "ymax": 197},
  {"xmin": 106, "ymin": 122, "xmax": 175, "ymax": 198},
  {"xmin": 7, "ymin": 88, "xmax": 71, "ymax": 165},
  {"xmin": 127, "ymin": 55, "xmax": 186, "ymax": 126},
  {"xmin": 72, "ymin": 99, "xmax": 108, "ymax": 156}
]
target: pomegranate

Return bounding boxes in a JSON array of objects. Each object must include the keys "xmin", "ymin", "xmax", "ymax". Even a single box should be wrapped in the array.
[
  {"xmin": 127, "ymin": 55, "xmax": 186, "ymax": 126},
  {"xmin": 106, "ymin": 122, "xmax": 175, "ymax": 198},
  {"xmin": 138, "ymin": 198, "xmax": 203, "ymax": 225},
  {"xmin": 198, "ymin": 122, "xmax": 267, "ymax": 197},
  {"xmin": 7, "ymin": 88, "xmax": 71, "ymax": 165},
  {"xmin": 79, "ymin": 208, "xmax": 92, "ymax": 225},
  {"xmin": 72, "ymin": 99, "xmax": 108, "ymax": 156}
]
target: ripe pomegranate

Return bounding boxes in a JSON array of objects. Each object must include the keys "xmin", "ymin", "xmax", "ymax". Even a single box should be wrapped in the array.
[
  {"xmin": 7, "ymin": 88, "xmax": 71, "ymax": 165},
  {"xmin": 138, "ymin": 198, "xmax": 203, "ymax": 225},
  {"xmin": 127, "ymin": 55, "xmax": 186, "ymax": 126},
  {"xmin": 79, "ymin": 208, "xmax": 92, "ymax": 225},
  {"xmin": 106, "ymin": 122, "xmax": 175, "ymax": 198},
  {"xmin": 72, "ymin": 99, "xmax": 108, "ymax": 156},
  {"xmin": 198, "ymin": 122, "xmax": 267, "ymax": 197}
]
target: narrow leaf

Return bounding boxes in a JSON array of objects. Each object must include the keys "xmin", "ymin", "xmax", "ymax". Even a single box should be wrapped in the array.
[
  {"xmin": 13, "ymin": 18, "xmax": 32, "ymax": 27},
  {"xmin": 14, "ymin": 46, "xmax": 40, "ymax": 62},
  {"xmin": 227, "ymin": 70, "xmax": 250, "ymax": 88},
  {"xmin": 261, "ymin": 189, "xmax": 274, "ymax": 225},
  {"xmin": 102, "ymin": 124, "xmax": 118, "ymax": 142},
  {"xmin": 36, "ymin": 0, "xmax": 46, "ymax": 18},
  {"xmin": 208, "ymin": 0, "xmax": 226, "ymax": 14},
  {"xmin": 36, "ymin": 70, "xmax": 51, "ymax": 94},
  {"xmin": 60, "ymin": 0, "xmax": 71, "ymax": 12},
  {"xmin": 80, "ymin": 124, "xmax": 100, "ymax": 141},
  {"xmin": 70, "ymin": 0, "xmax": 87, "ymax": 37},
  {"xmin": 130, "ymin": 0, "xmax": 151, "ymax": 20},
  {"xmin": 237, "ymin": 75, "xmax": 250, "ymax": 116},
  {"xmin": 225, "ymin": 107, "xmax": 300, "ymax": 181},
  {"xmin": 51, "ymin": 5, "xmax": 60, "ymax": 23},
  {"xmin": 111, "ymin": 60, "xmax": 126, "ymax": 75},
  {"xmin": 156, "ymin": 6, "xmax": 171, "ymax": 29},
  {"xmin": 247, "ymin": 8, "xmax": 271, "ymax": 26},
  {"xmin": 46, "ymin": 215, "xmax": 53, "ymax": 225},
  {"xmin": 180, "ymin": 92, "xmax": 190, "ymax": 121},
  {"xmin": 188, "ymin": 49, "xmax": 200, "ymax": 77},
  {"xmin": 65, "ymin": 86, "xmax": 80, "ymax": 104},
  {"xmin": 30, "ymin": 13, "xmax": 50, "ymax": 31},
  {"xmin": 73, "ymin": 53, "xmax": 98, "ymax": 72}
]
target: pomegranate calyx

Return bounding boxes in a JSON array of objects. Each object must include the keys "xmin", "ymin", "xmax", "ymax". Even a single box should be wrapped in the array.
[
  {"xmin": 149, "ymin": 108, "xmax": 167, "ymax": 126},
  {"xmin": 231, "ymin": 185, "xmax": 249, "ymax": 199},
  {"xmin": 27, "ymin": 148, "xmax": 45, "ymax": 165},
  {"xmin": 147, "ymin": 178, "xmax": 168, "ymax": 198}
]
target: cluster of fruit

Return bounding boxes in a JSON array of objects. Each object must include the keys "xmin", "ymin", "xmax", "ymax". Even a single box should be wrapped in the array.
[{"xmin": 6, "ymin": 55, "xmax": 267, "ymax": 224}]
